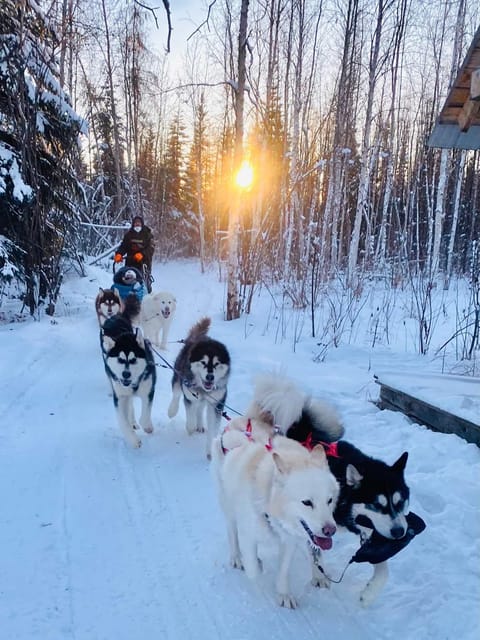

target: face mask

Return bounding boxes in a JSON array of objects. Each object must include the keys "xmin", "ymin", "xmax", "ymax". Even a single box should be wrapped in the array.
[{"xmin": 134, "ymin": 225, "xmax": 142, "ymax": 233}]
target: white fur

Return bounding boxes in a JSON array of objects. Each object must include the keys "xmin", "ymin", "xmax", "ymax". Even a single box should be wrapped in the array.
[
  {"xmin": 246, "ymin": 373, "xmax": 306, "ymax": 430},
  {"xmin": 140, "ymin": 291, "xmax": 177, "ymax": 349},
  {"xmin": 211, "ymin": 434, "xmax": 339, "ymax": 608},
  {"xmin": 168, "ymin": 379, "xmax": 227, "ymax": 458}
]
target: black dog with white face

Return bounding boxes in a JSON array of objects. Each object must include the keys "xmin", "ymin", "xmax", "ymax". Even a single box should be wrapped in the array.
[
  {"xmin": 287, "ymin": 414, "xmax": 410, "ymax": 606},
  {"xmin": 328, "ymin": 442, "xmax": 409, "ymax": 540},
  {"xmin": 168, "ymin": 317, "xmax": 230, "ymax": 459}
]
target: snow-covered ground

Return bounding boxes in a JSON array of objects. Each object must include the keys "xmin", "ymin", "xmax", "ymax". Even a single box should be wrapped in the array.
[{"xmin": 0, "ymin": 259, "xmax": 479, "ymax": 640}]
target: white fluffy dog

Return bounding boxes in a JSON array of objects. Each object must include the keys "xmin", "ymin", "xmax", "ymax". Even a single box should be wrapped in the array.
[
  {"xmin": 140, "ymin": 290, "xmax": 177, "ymax": 349},
  {"xmin": 211, "ymin": 434, "xmax": 339, "ymax": 608},
  {"xmin": 211, "ymin": 373, "xmax": 344, "ymax": 607}
]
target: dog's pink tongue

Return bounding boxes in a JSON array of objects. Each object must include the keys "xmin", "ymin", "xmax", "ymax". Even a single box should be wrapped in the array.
[{"xmin": 314, "ymin": 536, "xmax": 333, "ymax": 550}]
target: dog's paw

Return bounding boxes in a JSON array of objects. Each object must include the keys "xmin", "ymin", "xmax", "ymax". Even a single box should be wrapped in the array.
[
  {"xmin": 231, "ymin": 556, "xmax": 244, "ymax": 571},
  {"xmin": 132, "ymin": 422, "xmax": 140, "ymax": 431},
  {"xmin": 359, "ymin": 584, "xmax": 377, "ymax": 608},
  {"xmin": 311, "ymin": 574, "xmax": 331, "ymax": 589},
  {"xmin": 143, "ymin": 424, "xmax": 154, "ymax": 434},
  {"xmin": 167, "ymin": 403, "xmax": 178, "ymax": 419},
  {"xmin": 196, "ymin": 426, "xmax": 205, "ymax": 433},
  {"xmin": 277, "ymin": 593, "xmax": 297, "ymax": 609},
  {"xmin": 127, "ymin": 437, "xmax": 141, "ymax": 449}
]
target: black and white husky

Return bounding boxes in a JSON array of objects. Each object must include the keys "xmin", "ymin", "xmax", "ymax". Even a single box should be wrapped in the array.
[
  {"xmin": 287, "ymin": 405, "xmax": 410, "ymax": 606},
  {"xmin": 218, "ymin": 373, "xmax": 411, "ymax": 606},
  {"xmin": 168, "ymin": 317, "xmax": 230, "ymax": 458},
  {"xmin": 101, "ymin": 294, "xmax": 156, "ymax": 448}
]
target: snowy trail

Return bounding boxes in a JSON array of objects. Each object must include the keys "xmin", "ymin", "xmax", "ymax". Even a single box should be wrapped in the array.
[{"xmin": 0, "ymin": 260, "xmax": 479, "ymax": 640}]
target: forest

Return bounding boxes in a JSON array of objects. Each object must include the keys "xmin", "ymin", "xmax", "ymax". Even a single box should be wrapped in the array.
[{"xmin": 1, "ymin": 0, "xmax": 479, "ymax": 358}]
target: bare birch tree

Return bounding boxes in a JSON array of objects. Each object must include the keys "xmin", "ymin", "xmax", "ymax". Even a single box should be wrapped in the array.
[{"xmin": 226, "ymin": 0, "xmax": 249, "ymax": 320}]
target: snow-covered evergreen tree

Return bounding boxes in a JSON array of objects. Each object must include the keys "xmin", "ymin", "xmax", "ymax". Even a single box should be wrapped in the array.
[{"xmin": 0, "ymin": 0, "xmax": 86, "ymax": 314}]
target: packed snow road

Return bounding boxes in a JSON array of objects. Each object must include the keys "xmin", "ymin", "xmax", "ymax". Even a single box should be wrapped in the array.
[{"xmin": 0, "ymin": 260, "xmax": 478, "ymax": 640}]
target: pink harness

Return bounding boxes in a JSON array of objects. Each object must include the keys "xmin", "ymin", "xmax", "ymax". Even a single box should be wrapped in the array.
[{"xmin": 221, "ymin": 418, "xmax": 273, "ymax": 454}]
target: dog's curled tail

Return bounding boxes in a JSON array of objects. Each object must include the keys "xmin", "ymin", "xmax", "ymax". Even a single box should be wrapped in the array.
[
  {"xmin": 286, "ymin": 398, "xmax": 345, "ymax": 445},
  {"xmin": 247, "ymin": 373, "xmax": 307, "ymax": 432},
  {"xmin": 186, "ymin": 317, "xmax": 211, "ymax": 342},
  {"xmin": 303, "ymin": 398, "xmax": 345, "ymax": 442},
  {"xmin": 122, "ymin": 292, "xmax": 141, "ymax": 323}
]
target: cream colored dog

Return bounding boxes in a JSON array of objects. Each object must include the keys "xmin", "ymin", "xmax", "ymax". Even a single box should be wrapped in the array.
[
  {"xmin": 211, "ymin": 373, "xmax": 343, "ymax": 608},
  {"xmin": 140, "ymin": 290, "xmax": 177, "ymax": 349},
  {"xmin": 211, "ymin": 433, "xmax": 339, "ymax": 608}
]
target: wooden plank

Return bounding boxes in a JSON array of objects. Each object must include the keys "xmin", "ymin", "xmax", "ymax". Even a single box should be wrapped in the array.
[
  {"xmin": 458, "ymin": 98, "xmax": 480, "ymax": 131},
  {"xmin": 375, "ymin": 382, "xmax": 480, "ymax": 447},
  {"xmin": 472, "ymin": 68, "xmax": 480, "ymax": 100}
]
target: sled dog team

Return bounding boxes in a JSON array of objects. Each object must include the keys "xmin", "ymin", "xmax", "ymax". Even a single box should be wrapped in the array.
[{"xmin": 96, "ymin": 287, "xmax": 423, "ymax": 609}]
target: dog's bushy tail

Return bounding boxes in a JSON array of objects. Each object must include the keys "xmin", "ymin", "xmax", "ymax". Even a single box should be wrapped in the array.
[
  {"xmin": 247, "ymin": 373, "xmax": 307, "ymax": 432},
  {"xmin": 287, "ymin": 398, "xmax": 345, "ymax": 445},
  {"xmin": 185, "ymin": 317, "xmax": 211, "ymax": 342},
  {"xmin": 248, "ymin": 373, "xmax": 345, "ymax": 443}
]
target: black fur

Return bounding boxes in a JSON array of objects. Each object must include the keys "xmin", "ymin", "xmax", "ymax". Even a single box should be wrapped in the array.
[
  {"xmin": 102, "ymin": 293, "xmax": 140, "ymax": 341},
  {"xmin": 171, "ymin": 317, "xmax": 230, "ymax": 392},
  {"xmin": 286, "ymin": 420, "xmax": 409, "ymax": 537}
]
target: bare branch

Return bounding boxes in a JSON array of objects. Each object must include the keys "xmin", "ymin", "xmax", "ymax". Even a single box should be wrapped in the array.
[
  {"xmin": 134, "ymin": 0, "xmax": 172, "ymax": 53},
  {"xmin": 187, "ymin": 0, "xmax": 217, "ymax": 42}
]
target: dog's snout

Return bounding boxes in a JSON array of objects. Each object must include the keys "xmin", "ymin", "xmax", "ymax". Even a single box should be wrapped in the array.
[
  {"xmin": 390, "ymin": 525, "xmax": 405, "ymax": 539},
  {"xmin": 122, "ymin": 370, "xmax": 131, "ymax": 379},
  {"xmin": 322, "ymin": 523, "xmax": 336, "ymax": 537},
  {"xmin": 205, "ymin": 373, "xmax": 214, "ymax": 382}
]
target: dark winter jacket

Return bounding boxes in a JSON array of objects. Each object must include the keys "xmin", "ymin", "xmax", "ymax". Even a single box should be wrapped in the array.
[{"xmin": 116, "ymin": 219, "xmax": 154, "ymax": 268}]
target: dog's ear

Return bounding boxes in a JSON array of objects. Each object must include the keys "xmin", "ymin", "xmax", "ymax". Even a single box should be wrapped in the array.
[
  {"xmin": 102, "ymin": 334, "xmax": 115, "ymax": 352},
  {"xmin": 311, "ymin": 444, "xmax": 328, "ymax": 468},
  {"xmin": 392, "ymin": 451, "xmax": 408, "ymax": 473},
  {"xmin": 346, "ymin": 463, "xmax": 363, "ymax": 488},
  {"xmin": 135, "ymin": 327, "xmax": 145, "ymax": 349},
  {"xmin": 272, "ymin": 451, "xmax": 291, "ymax": 475},
  {"xmin": 98, "ymin": 287, "xmax": 104, "ymax": 293}
]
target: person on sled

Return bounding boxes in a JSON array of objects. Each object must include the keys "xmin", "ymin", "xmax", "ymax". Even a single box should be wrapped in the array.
[{"xmin": 114, "ymin": 215, "xmax": 154, "ymax": 292}]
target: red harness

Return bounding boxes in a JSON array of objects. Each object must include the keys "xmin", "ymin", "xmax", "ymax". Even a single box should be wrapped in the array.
[
  {"xmin": 301, "ymin": 432, "xmax": 341, "ymax": 458},
  {"xmin": 221, "ymin": 421, "xmax": 338, "ymax": 458}
]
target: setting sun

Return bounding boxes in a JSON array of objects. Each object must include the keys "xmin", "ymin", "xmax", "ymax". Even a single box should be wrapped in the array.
[{"xmin": 235, "ymin": 161, "xmax": 254, "ymax": 190}]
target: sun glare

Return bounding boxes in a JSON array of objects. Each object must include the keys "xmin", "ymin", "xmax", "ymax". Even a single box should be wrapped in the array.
[{"xmin": 235, "ymin": 161, "xmax": 254, "ymax": 190}]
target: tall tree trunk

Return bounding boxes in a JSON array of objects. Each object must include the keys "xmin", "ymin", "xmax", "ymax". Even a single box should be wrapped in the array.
[
  {"xmin": 348, "ymin": 0, "xmax": 386, "ymax": 284},
  {"xmin": 445, "ymin": 150, "xmax": 466, "ymax": 286},
  {"xmin": 226, "ymin": 0, "xmax": 249, "ymax": 320},
  {"xmin": 431, "ymin": 148, "xmax": 449, "ymax": 274},
  {"xmin": 100, "ymin": 0, "xmax": 124, "ymax": 216}
]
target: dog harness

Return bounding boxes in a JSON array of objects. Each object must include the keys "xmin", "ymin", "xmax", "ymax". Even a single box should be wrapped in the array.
[
  {"xmin": 300, "ymin": 432, "xmax": 341, "ymax": 458},
  {"xmin": 220, "ymin": 418, "xmax": 274, "ymax": 455}
]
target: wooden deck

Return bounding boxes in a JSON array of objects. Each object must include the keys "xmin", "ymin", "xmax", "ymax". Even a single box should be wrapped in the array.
[{"xmin": 374, "ymin": 373, "xmax": 480, "ymax": 447}]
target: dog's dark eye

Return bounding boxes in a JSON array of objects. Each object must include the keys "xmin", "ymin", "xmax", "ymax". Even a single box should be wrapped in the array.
[
  {"xmin": 118, "ymin": 357, "xmax": 126, "ymax": 364},
  {"xmin": 302, "ymin": 499, "xmax": 313, "ymax": 508},
  {"xmin": 130, "ymin": 358, "xmax": 137, "ymax": 365}
]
